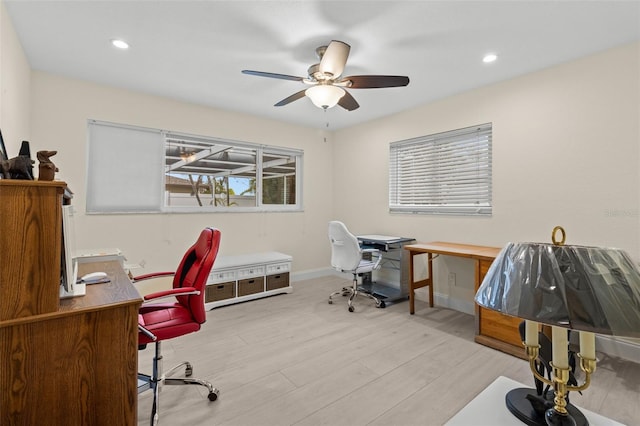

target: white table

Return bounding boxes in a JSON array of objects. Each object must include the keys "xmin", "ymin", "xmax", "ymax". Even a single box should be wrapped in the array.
[{"xmin": 445, "ymin": 376, "xmax": 624, "ymax": 426}]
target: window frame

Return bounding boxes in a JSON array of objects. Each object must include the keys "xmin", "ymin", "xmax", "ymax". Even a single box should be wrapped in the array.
[
  {"xmin": 86, "ymin": 120, "xmax": 303, "ymax": 214},
  {"xmin": 389, "ymin": 123, "xmax": 492, "ymax": 216}
]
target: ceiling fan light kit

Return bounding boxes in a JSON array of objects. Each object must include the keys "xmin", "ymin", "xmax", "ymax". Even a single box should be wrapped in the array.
[
  {"xmin": 242, "ymin": 40, "xmax": 410, "ymax": 111},
  {"xmin": 305, "ymin": 85, "xmax": 345, "ymax": 109}
]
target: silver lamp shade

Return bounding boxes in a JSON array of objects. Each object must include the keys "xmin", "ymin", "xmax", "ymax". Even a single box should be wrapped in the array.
[{"xmin": 475, "ymin": 242, "xmax": 640, "ymax": 338}]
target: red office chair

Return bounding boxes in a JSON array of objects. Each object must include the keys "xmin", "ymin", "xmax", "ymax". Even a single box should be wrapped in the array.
[{"xmin": 135, "ymin": 227, "xmax": 221, "ymax": 426}]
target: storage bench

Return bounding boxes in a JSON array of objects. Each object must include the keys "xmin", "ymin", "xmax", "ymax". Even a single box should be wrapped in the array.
[{"xmin": 204, "ymin": 252, "xmax": 293, "ymax": 309}]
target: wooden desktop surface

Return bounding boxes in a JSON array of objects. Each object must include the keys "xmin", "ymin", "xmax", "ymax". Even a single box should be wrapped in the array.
[
  {"xmin": 0, "ymin": 260, "xmax": 143, "ymax": 425},
  {"xmin": 66, "ymin": 260, "xmax": 141, "ymax": 310},
  {"xmin": 405, "ymin": 241, "xmax": 502, "ymax": 261}
]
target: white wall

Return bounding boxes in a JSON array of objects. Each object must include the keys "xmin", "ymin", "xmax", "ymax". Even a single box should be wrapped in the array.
[
  {"xmin": 333, "ymin": 42, "xmax": 640, "ymax": 312},
  {"xmin": 0, "ymin": 0, "xmax": 31, "ymax": 150},
  {"xmin": 28, "ymin": 72, "xmax": 335, "ymax": 274}
]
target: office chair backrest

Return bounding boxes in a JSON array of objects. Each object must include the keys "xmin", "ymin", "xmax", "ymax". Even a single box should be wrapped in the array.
[
  {"xmin": 328, "ymin": 221, "xmax": 362, "ymax": 272},
  {"xmin": 173, "ymin": 227, "xmax": 221, "ymax": 324}
]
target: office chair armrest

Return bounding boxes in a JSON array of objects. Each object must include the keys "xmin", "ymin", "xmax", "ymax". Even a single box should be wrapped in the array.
[
  {"xmin": 143, "ymin": 286, "xmax": 200, "ymax": 302},
  {"xmin": 138, "ymin": 324, "xmax": 157, "ymax": 341},
  {"xmin": 132, "ymin": 271, "xmax": 175, "ymax": 282}
]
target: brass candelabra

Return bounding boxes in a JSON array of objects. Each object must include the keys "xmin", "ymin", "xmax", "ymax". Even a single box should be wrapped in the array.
[{"xmin": 524, "ymin": 343, "xmax": 597, "ymax": 425}]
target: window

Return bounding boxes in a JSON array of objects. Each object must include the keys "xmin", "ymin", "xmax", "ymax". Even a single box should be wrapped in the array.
[
  {"xmin": 87, "ymin": 120, "xmax": 303, "ymax": 213},
  {"xmin": 389, "ymin": 123, "xmax": 492, "ymax": 215},
  {"xmin": 164, "ymin": 133, "xmax": 301, "ymax": 211}
]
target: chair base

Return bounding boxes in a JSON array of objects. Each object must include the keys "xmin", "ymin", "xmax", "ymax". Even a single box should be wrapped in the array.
[
  {"xmin": 138, "ymin": 341, "xmax": 219, "ymax": 426},
  {"xmin": 328, "ymin": 275, "xmax": 386, "ymax": 312}
]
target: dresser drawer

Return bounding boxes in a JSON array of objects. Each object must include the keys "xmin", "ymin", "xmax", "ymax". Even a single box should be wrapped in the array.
[{"xmin": 479, "ymin": 307, "xmax": 523, "ymax": 348}]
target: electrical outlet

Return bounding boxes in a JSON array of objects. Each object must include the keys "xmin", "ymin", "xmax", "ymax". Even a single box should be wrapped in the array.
[{"xmin": 448, "ymin": 272, "xmax": 456, "ymax": 287}]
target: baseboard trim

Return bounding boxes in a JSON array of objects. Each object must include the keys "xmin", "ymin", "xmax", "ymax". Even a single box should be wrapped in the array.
[
  {"xmin": 291, "ymin": 267, "xmax": 335, "ymax": 282},
  {"xmin": 593, "ymin": 335, "xmax": 640, "ymax": 363},
  {"xmin": 432, "ymin": 292, "xmax": 475, "ymax": 315}
]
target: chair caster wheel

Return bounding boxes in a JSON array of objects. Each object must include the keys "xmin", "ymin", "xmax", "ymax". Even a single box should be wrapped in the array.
[
  {"xmin": 348, "ymin": 306, "xmax": 355, "ymax": 312},
  {"xmin": 328, "ymin": 299, "xmax": 333, "ymax": 304},
  {"xmin": 208, "ymin": 391, "xmax": 218, "ymax": 401},
  {"xmin": 378, "ymin": 301, "xmax": 386, "ymax": 308}
]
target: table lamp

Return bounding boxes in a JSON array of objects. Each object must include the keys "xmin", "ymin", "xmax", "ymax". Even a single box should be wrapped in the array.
[{"xmin": 475, "ymin": 226, "xmax": 640, "ymax": 426}]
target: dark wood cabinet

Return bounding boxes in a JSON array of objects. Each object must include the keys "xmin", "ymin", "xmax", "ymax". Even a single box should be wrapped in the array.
[
  {"xmin": 0, "ymin": 180, "xmax": 65, "ymax": 320},
  {"xmin": 0, "ymin": 181, "xmax": 142, "ymax": 425}
]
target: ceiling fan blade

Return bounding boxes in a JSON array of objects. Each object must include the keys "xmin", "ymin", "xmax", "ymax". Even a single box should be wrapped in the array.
[
  {"xmin": 274, "ymin": 90, "xmax": 307, "ymax": 107},
  {"xmin": 337, "ymin": 90, "xmax": 359, "ymax": 111},
  {"xmin": 343, "ymin": 75, "xmax": 410, "ymax": 88},
  {"xmin": 242, "ymin": 70, "xmax": 304, "ymax": 82},
  {"xmin": 319, "ymin": 40, "xmax": 350, "ymax": 79}
]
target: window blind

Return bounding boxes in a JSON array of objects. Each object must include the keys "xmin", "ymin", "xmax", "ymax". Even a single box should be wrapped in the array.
[
  {"xmin": 389, "ymin": 123, "xmax": 492, "ymax": 215},
  {"xmin": 86, "ymin": 120, "xmax": 164, "ymax": 213}
]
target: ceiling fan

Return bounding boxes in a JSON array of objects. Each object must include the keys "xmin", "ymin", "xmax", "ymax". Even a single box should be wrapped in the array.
[{"xmin": 242, "ymin": 40, "xmax": 410, "ymax": 111}]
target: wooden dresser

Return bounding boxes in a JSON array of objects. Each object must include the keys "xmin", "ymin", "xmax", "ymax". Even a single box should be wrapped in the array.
[{"xmin": 0, "ymin": 181, "xmax": 142, "ymax": 425}]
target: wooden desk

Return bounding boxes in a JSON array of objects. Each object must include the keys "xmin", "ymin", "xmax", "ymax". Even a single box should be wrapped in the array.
[
  {"xmin": 405, "ymin": 242, "xmax": 525, "ymax": 358},
  {"xmin": 0, "ymin": 260, "xmax": 143, "ymax": 425}
]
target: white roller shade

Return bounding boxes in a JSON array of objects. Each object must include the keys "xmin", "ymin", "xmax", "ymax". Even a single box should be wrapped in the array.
[{"xmin": 86, "ymin": 120, "xmax": 164, "ymax": 213}]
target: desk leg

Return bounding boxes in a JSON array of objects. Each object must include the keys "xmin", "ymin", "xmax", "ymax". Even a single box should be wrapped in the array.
[
  {"xmin": 409, "ymin": 250, "xmax": 416, "ymax": 314},
  {"xmin": 408, "ymin": 251, "xmax": 434, "ymax": 314},
  {"xmin": 427, "ymin": 253, "xmax": 434, "ymax": 308}
]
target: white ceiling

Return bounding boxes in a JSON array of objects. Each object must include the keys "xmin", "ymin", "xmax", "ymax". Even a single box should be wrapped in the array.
[{"xmin": 5, "ymin": 1, "xmax": 640, "ymax": 130}]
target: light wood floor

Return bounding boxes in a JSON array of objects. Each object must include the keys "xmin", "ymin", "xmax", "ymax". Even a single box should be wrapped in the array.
[{"xmin": 137, "ymin": 276, "xmax": 640, "ymax": 425}]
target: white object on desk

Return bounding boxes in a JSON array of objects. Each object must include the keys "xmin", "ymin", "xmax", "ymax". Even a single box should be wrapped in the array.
[
  {"xmin": 75, "ymin": 248, "xmax": 125, "ymax": 264},
  {"xmin": 79, "ymin": 271, "xmax": 108, "ymax": 283},
  {"xmin": 445, "ymin": 376, "xmax": 623, "ymax": 426}
]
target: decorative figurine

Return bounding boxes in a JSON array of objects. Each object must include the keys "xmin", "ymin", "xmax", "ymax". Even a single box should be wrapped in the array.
[
  {"xmin": 0, "ymin": 155, "xmax": 35, "ymax": 180},
  {"xmin": 37, "ymin": 150, "xmax": 58, "ymax": 181}
]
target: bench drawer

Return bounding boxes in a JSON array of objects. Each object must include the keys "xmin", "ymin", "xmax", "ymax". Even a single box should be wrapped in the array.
[
  {"xmin": 266, "ymin": 272, "xmax": 290, "ymax": 291},
  {"xmin": 209, "ymin": 270, "xmax": 236, "ymax": 284},
  {"xmin": 238, "ymin": 277, "xmax": 265, "ymax": 296},
  {"xmin": 205, "ymin": 281, "xmax": 236, "ymax": 302}
]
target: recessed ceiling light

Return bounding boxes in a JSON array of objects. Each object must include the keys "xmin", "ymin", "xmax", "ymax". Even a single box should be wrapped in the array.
[
  {"xmin": 111, "ymin": 39, "xmax": 129, "ymax": 49},
  {"xmin": 483, "ymin": 53, "xmax": 498, "ymax": 63}
]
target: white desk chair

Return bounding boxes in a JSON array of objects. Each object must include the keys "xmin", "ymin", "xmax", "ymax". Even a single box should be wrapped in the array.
[{"xmin": 328, "ymin": 221, "xmax": 383, "ymax": 312}]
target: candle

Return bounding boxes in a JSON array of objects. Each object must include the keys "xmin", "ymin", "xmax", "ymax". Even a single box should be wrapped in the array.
[
  {"xmin": 579, "ymin": 331, "xmax": 596, "ymax": 360},
  {"xmin": 551, "ymin": 326, "xmax": 569, "ymax": 369},
  {"xmin": 525, "ymin": 320, "xmax": 539, "ymax": 346}
]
